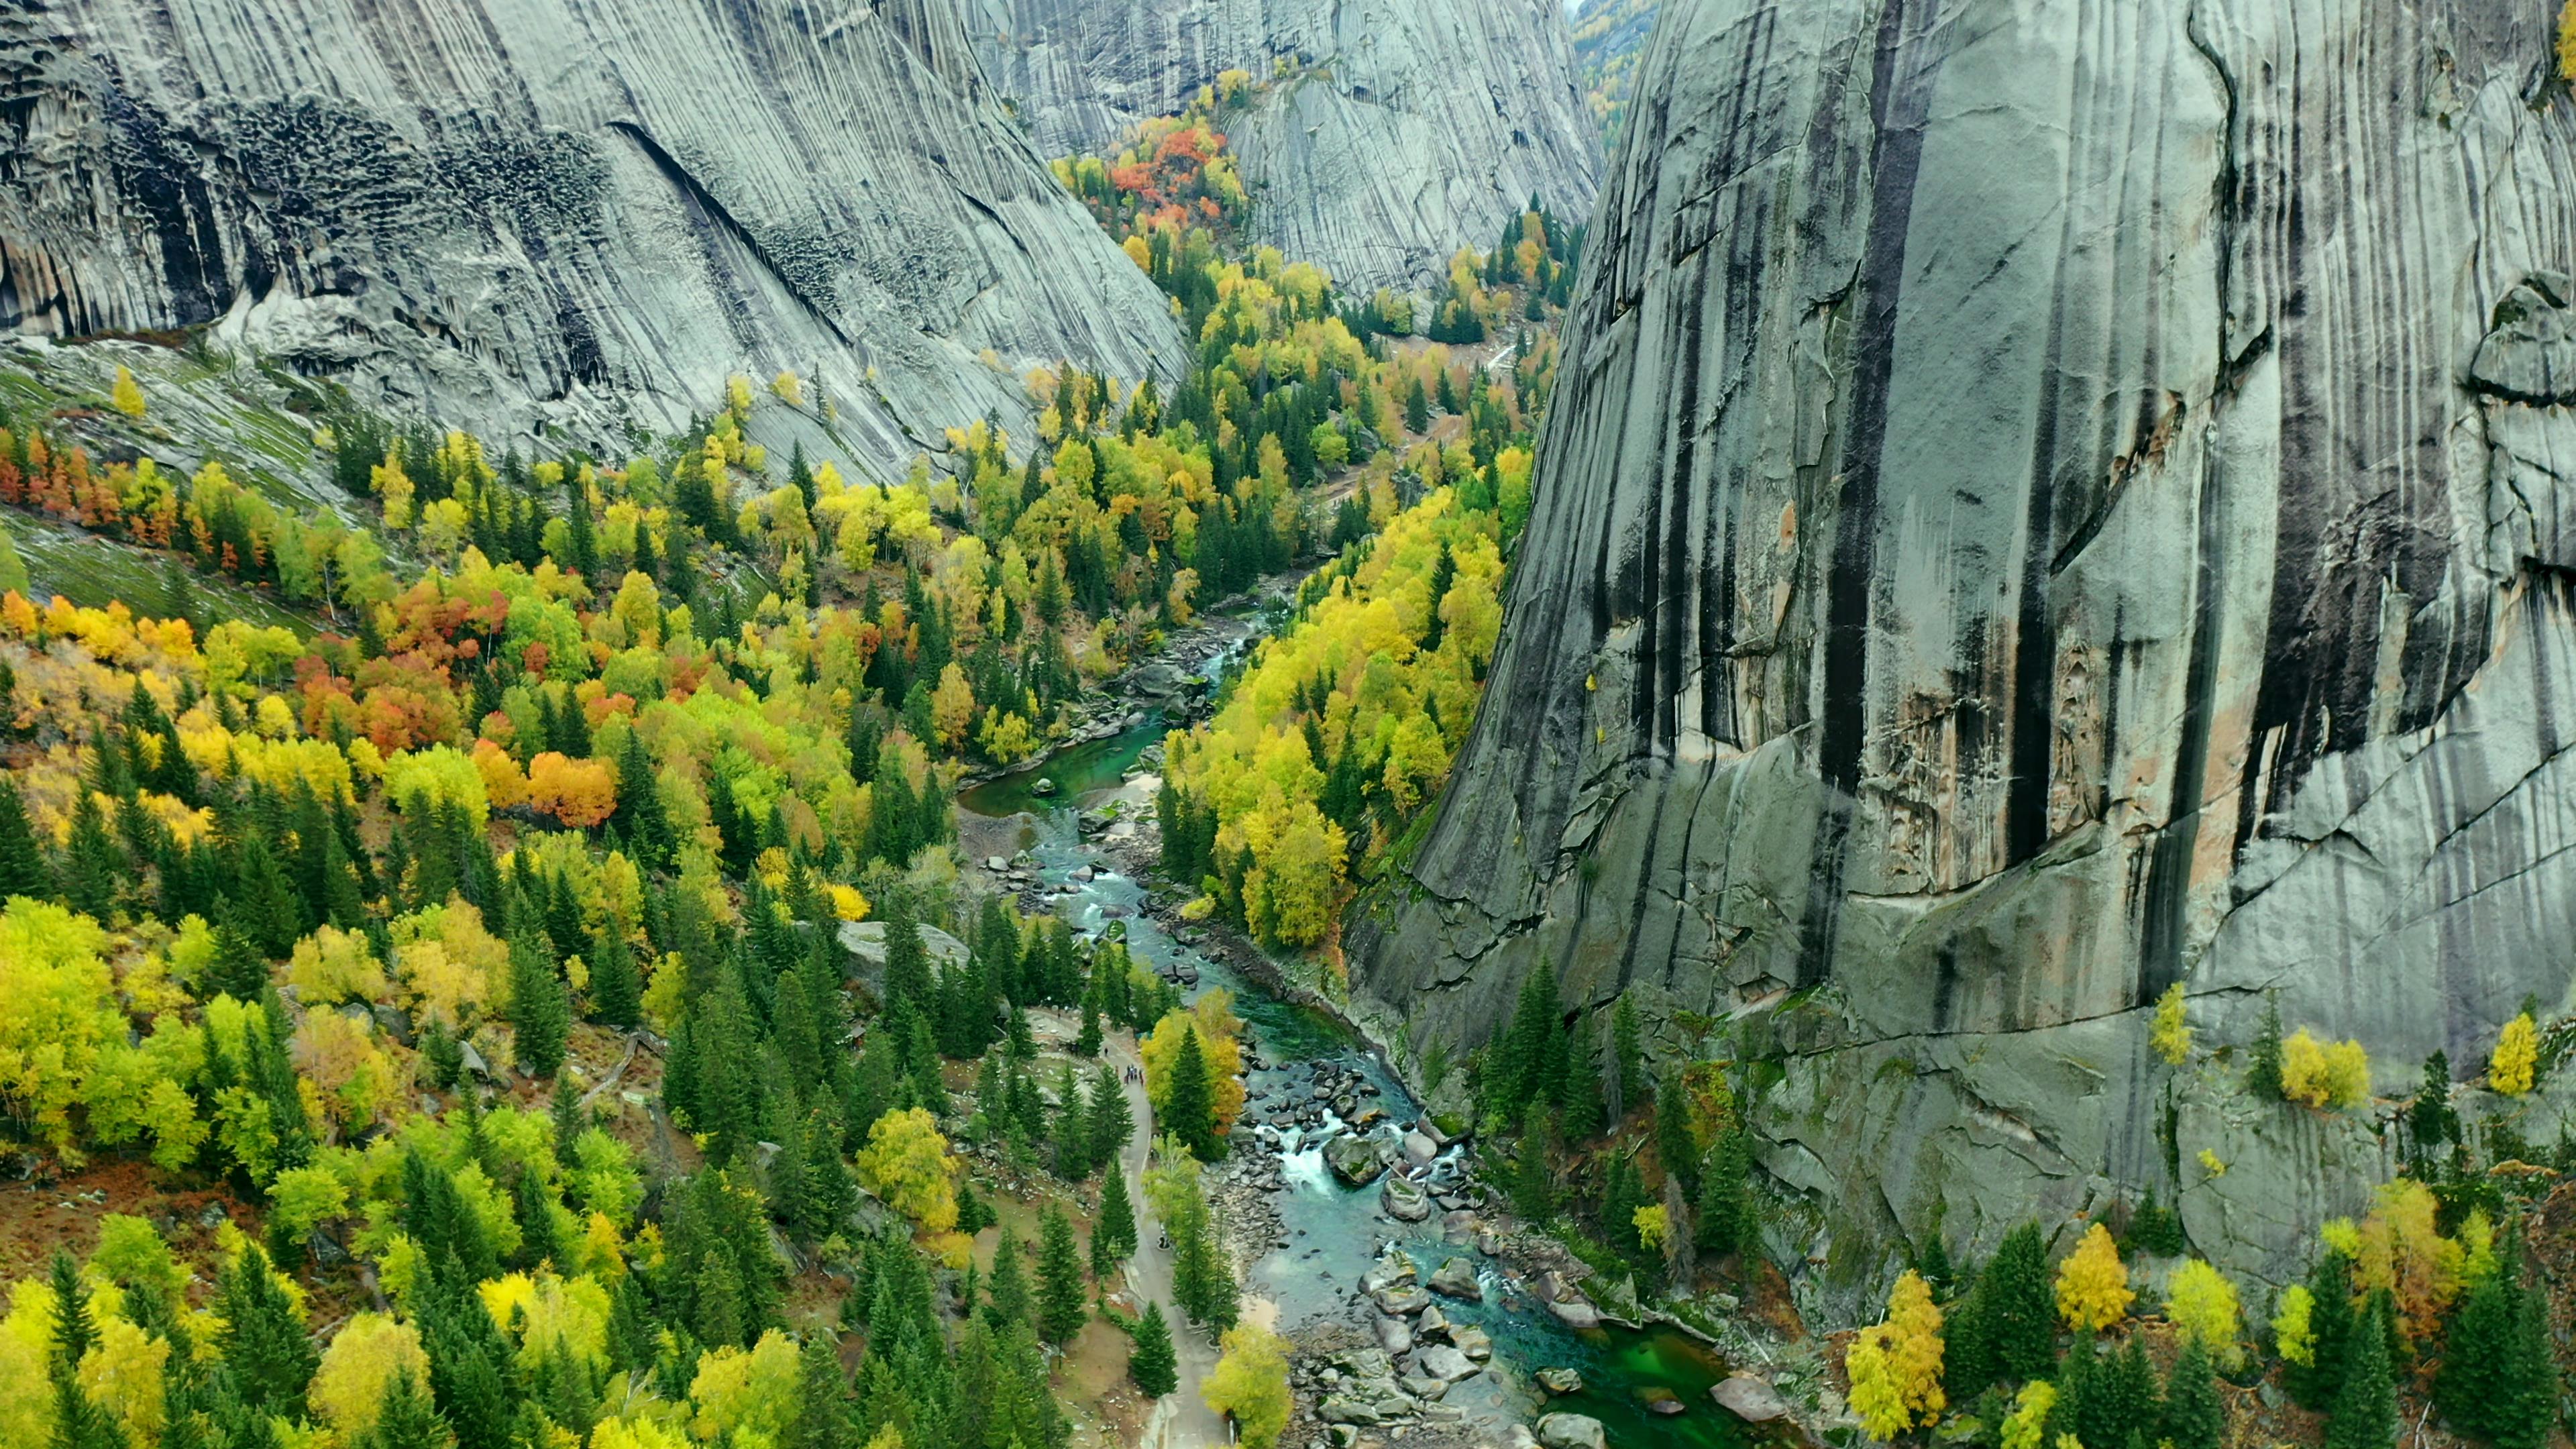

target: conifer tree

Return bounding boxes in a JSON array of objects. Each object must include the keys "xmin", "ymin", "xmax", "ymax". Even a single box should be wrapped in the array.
[
  {"xmin": 2439, "ymin": 1244, "xmax": 2518, "ymax": 1434},
  {"xmin": 1088, "ymin": 1064, "xmax": 1136, "ymax": 1170},
  {"xmin": 1694, "ymin": 1127, "xmax": 1758, "ymax": 1260},
  {"xmin": 2326, "ymin": 1300, "xmax": 2398, "ymax": 1449},
  {"xmin": 220, "ymin": 1244, "xmax": 319, "ymax": 1417},
  {"xmin": 507, "ymin": 924, "xmax": 570, "ymax": 1079},
  {"xmin": 985, "ymin": 1231, "xmax": 1030, "ymax": 1330},
  {"xmin": 2249, "ymin": 995, "xmax": 2286, "ymax": 1101},
  {"xmin": 0, "ymin": 776, "xmax": 50, "ymax": 901},
  {"xmin": 1075, "ymin": 1000, "xmax": 1103, "ymax": 1057},
  {"xmin": 2161, "ymin": 1337, "xmax": 2224, "ymax": 1449},
  {"xmin": 1609, "ymin": 996, "xmax": 1644, "ymax": 1119},
  {"xmin": 789, "ymin": 1330, "xmax": 852, "ymax": 1449},
  {"xmin": 1130, "ymin": 1301, "xmax": 1179, "ymax": 1397},
  {"xmin": 1404, "ymin": 376, "xmax": 1430, "ymax": 434},
  {"xmin": 1165, "ymin": 1026, "xmax": 1220, "ymax": 1160},
  {"xmin": 1097, "ymin": 1164, "xmax": 1138, "ymax": 1263},
  {"xmin": 1035, "ymin": 1206, "xmax": 1089, "ymax": 1345},
  {"xmin": 1981, "ymin": 1223, "xmax": 2058, "ymax": 1385},
  {"xmin": 588, "ymin": 920, "xmax": 641, "ymax": 1029},
  {"xmin": 1559, "ymin": 1028, "xmax": 1605, "ymax": 1141},
  {"xmin": 1654, "ymin": 1075, "xmax": 1699, "ymax": 1197},
  {"xmin": 364, "ymin": 1366, "xmax": 455, "ymax": 1449},
  {"xmin": 2493, "ymin": 1258, "xmax": 2561, "ymax": 1449},
  {"xmin": 2291, "ymin": 1250, "xmax": 2357, "ymax": 1410}
]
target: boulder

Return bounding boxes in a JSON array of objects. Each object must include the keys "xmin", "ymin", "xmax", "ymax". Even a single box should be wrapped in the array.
[
  {"xmin": 1371, "ymin": 1313, "xmax": 1413, "ymax": 1356},
  {"xmin": 1399, "ymin": 1374, "xmax": 1449, "ymax": 1401},
  {"xmin": 1428, "ymin": 1257, "xmax": 1483, "ymax": 1301},
  {"xmin": 1371, "ymin": 1286, "xmax": 1432, "ymax": 1317},
  {"xmin": 1545, "ymin": 1297, "xmax": 1602, "ymax": 1330},
  {"xmin": 1318, "ymin": 1399, "xmax": 1381, "ymax": 1428},
  {"xmin": 1417, "ymin": 1345, "xmax": 1477, "ymax": 1382},
  {"xmin": 1325, "ymin": 1133, "xmax": 1396, "ymax": 1187},
  {"xmin": 1642, "ymin": 1389, "xmax": 1685, "ymax": 1416},
  {"xmin": 1535, "ymin": 1367, "xmax": 1582, "ymax": 1395},
  {"xmin": 1381, "ymin": 1177, "xmax": 1434, "ymax": 1223},
  {"xmin": 1535, "ymin": 1413, "xmax": 1606, "ymax": 1449},
  {"xmin": 1359, "ymin": 1252, "xmax": 1418, "ymax": 1295},
  {"xmin": 1447, "ymin": 1325, "xmax": 1493, "ymax": 1361},
  {"xmin": 1711, "ymin": 1374, "xmax": 1790, "ymax": 1424},
  {"xmin": 1401, "ymin": 1130, "xmax": 1440, "ymax": 1167}
]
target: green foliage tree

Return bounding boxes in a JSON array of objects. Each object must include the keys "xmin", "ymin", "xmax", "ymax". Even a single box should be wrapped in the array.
[
  {"xmin": 1035, "ymin": 1206, "xmax": 1089, "ymax": 1345},
  {"xmin": 985, "ymin": 1230, "xmax": 1030, "ymax": 1330},
  {"xmin": 0, "ymin": 777, "xmax": 50, "ymax": 902},
  {"xmin": 1163, "ymin": 1026, "xmax": 1220, "ymax": 1161},
  {"xmin": 220, "ymin": 1244, "xmax": 319, "ymax": 1418},
  {"xmin": 2326, "ymin": 1300, "xmax": 2398, "ymax": 1449},
  {"xmin": 2160, "ymin": 1336, "xmax": 2224, "ymax": 1449},
  {"xmin": 506, "ymin": 913, "xmax": 570, "ymax": 1078},
  {"xmin": 1129, "ymin": 1301, "xmax": 1179, "ymax": 1397},
  {"xmin": 1097, "ymin": 1165, "xmax": 1138, "ymax": 1264},
  {"xmin": 2248, "ymin": 994, "xmax": 2286, "ymax": 1101},
  {"xmin": 1609, "ymin": 996, "xmax": 1644, "ymax": 1119},
  {"xmin": 2291, "ymin": 1249, "xmax": 2358, "ymax": 1410}
]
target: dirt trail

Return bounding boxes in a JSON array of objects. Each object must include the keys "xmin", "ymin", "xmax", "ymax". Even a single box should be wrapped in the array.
[{"xmin": 1112, "ymin": 1032, "xmax": 1233, "ymax": 1449}]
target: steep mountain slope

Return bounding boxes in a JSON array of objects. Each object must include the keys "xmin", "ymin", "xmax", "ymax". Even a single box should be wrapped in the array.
[
  {"xmin": 1569, "ymin": 0, "xmax": 1658, "ymax": 150},
  {"xmin": 0, "ymin": 0, "xmax": 1181, "ymax": 473},
  {"xmin": 1350, "ymin": 0, "xmax": 2576, "ymax": 1307},
  {"xmin": 967, "ymin": 0, "xmax": 1601, "ymax": 296}
]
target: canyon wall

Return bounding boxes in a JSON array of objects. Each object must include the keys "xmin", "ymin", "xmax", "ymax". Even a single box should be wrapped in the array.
[
  {"xmin": 0, "ymin": 0, "xmax": 1181, "ymax": 473},
  {"xmin": 1350, "ymin": 0, "xmax": 2576, "ymax": 1311},
  {"xmin": 967, "ymin": 0, "xmax": 1601, "ymax": 295}
]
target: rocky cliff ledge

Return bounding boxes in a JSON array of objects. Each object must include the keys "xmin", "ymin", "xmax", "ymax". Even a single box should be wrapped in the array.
[
  {"xmin": 967, "ymin": 0, "xmax": 1601, "ymax": 295},
  {"xmin": 1350, "ymin": 0, "xmax": 2576, "ymax": 1313},
  {"xmin": 0, "ymin": 0, "xmax": 1180, "ymax": 473}
]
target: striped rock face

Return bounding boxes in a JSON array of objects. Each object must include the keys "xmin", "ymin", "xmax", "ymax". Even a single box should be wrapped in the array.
[
  {"xmin": 967, "ymin": 0, "xmax": 1605, "ymax": 296},
  {"xmin": 0, "ymin": 0, "xmax": 1181, "ymax": 473},
  {"xmin": 1351, "ymin": 0, "xmax": 2576, "ymax": 1311}
]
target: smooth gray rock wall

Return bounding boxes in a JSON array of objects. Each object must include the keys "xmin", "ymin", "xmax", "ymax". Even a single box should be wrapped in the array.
[
  {"xmin": 967, "ymin": 0, "xmax": 1602, "ymax": 294},
  {"xmin": 1349, "ymin": 0, "xmax": 2576, "ymax": 1314},
  {"xmin": 0, "ymin": 0, "xmax": 1182, "ymax": 474}
]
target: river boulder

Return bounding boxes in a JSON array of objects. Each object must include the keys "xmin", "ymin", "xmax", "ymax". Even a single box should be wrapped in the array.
[
  {"xmin": 1711, "ymin": 1373, "xmax": 1791, "ymax": 1424},
  {"xmin": 1545, "ymin": 1297, "xmax": 1602, "ymax": 1330},
  {"xmin": 1418, "ymin": 1345, "xmax": 1477, "ymax": 1382},
  {"xmin": 1326, "ymin": 1133, "xmax": 1396, "ymax": 1186},
  {"xmin": 1381, "ymin": 1177, "xmax": 1433, "ymax": 1223},
  {"xmin": 1536, "ymin": 1367, "xmax": 1582, "ymax": 1395},
  {"xmin": 1371, "ymin": 1314, "xmax": 1413, "ymax": 1355},
  {"xmin": 1371, "ymin": 1286, "xmax": 1432, "ymax": 1317},
  {"xmin": 1428, "ymin": 1257, "xmax": 1483, "ymax": 1301},
  {"xmin": 1536, "ymin": 1413, "xmax": 1607, "ymax": 1449}
]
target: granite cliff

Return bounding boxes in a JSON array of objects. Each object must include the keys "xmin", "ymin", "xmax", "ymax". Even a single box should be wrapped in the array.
[
  {"xmin": 967, "ymin": 0, "xmax": 1601, "ymax": 296},
  {"xmin": 1350, "ymin": 0, "xmax": 2576, "ymax": 1311},
  {"xmin": 0, "ymin": 0, "xmax": 1181, "ymax": 474}
]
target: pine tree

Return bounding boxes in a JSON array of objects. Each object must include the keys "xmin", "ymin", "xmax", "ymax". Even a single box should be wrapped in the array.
[
  {"xmin": 788, "ymin": 1330, "xmax": 852, "ymax": 1449},
  {"xmin": 1404, "ymin": 376, "xmax": 1430, "ymax": 434},
  {"xmin": 1129, "ymin": 1301, "xmax": 1179, "ymax": 1397},
  {"xmin": 1165, "ymin": 1026, "xmax": 1220, "ymax": 1160},
  {"xmin": 588, "ymin": 920, "xmax": 641, "ymax": 1029},
  {"xmin": 2439, "ymin": 1248, "xmax": 2518, "ymax": 1435},
  {"xmin": 2249, "ymin": 995, "xmax": 2286, "ymax": 1100},
  {"xmin": 1558, "ymin": 1028, "xmax": 1605, "ymax": 1142},
  {"xmin": 1097, "ymin": 1164, "xmax": 1139, "ymax": 1262},
  {"xmin": 2326, "ymin": 1300, "xmax": 2398, "ymax": 1449},
  {"xmin": 1511, "ymin": 1114, "xmax": 1556, "ymax": 1222},
  {"xmin": 1654, "ymin": 1075, "xmax": 1699, "ymax": 1197},
  {"xmin": 507, "ymin": 924, "xmax": 570, "ymax": 1079},
  {"xmin": 1088, "ymin": 1064, "xmax": 1136, "ymax": 1171},
  {"xmin": 986, "ymin": 1231, "xmax": 1030, "ymax": 1330},
  {"xmin": 2494, "ymin": 1258, "xmax": 2561, "ymax": 1449},
  {"xmin": 219, "ymin": 1244, "xmax": 318, "ymax": 1417},
  {"xmin": 1694, "ymin": 1127, "xmax": 1757, "ymax": 1259},
  {"xmin": 1075, "ymin": 1000, "xmax": 1103, "ymax": 1057},
  {"xmin": 0, "ymin": 776, "xmax": 52, "ymax": 901},
  {"xmin": 1610, "ymin": 996, "xmax": 1644, "ymax": 1119},
  {"xmin": 1035, "ymin": 1206, "xmax": 1089, "ymax": 1345},
  {"xmin": 1978, "ymin": 1223, "xmax": 2058, "ymax": 1386},
  {"xmin": 2161, "ymin": 1337, "xmax": 2224, "ymax": 1449},
  {"xmin": 363, "ymin": 1366, "xmax": 455, "ymax": 1449},
  {"xmin": 62, "ymin": 788, "xmax": 122, "ymax": 919},
  {"xmin": 2292, "ymin": 1250, "xmax": 2357, "ymax": 1410}
]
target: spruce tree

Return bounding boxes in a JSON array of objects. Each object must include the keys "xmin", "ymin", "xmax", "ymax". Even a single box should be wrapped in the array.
[
  {"xmin": 209, "ymin": 920, "xmax": 270, "ymax": 1002},
  {"xmin": 1035, "ymin": 1206, "xmax": 1089, "ymax": 1345},
  {"xmin": 219, "ymin": 1245, "xmax": 318, "ymax": 1417},
  {"xmin": 1654, "ymin": 1075, "xmax": 1699, "ymax": 1197},
  {"xmin": 1610, "ymin": 996, "xmax": 1644, "ymax": 1119},
  {"xmin": 2292, "ymin": 1250, "xmax": 2358, "ymax": 1410},
  {"xmin": 1075, "ymin": 1000, "xmax": 1103, "ymax": 1057},
  {"xmin": 2494, "ymin": 1261, "xmax": 2561, "ymax": 1449},
  {"xmin": 507, "ymin": 926, "xmax": 570, "ymax": 1079},
  {"xmin": 788, "ymin": 1330, "xmax": 852, "ymax": 1449},
  {"xmin": 1165, "ymin": 1026, "xmax": 1220, "ymax": 1160},
  {"xmin": 0, "ymin": 775, "xmax": 52, "ymax": 902},
  {"xmin": 1129, "ymin": 1301, "xmax": 1179, "ymax": 1397},
  {"xmin": 1087, "ymin": 1064, "xmax": 1136, "ymax": 1170},
  {"xmin": 2248, "ymin": 995, "xmax": 2286, "ymax": 1101},
  {"xmin": 1694, "ymin": 1127, "xmax": 1758, "ymax": 1260},
  {"xmin": 1984, "ymin": 1222, "xmax": 2059, "ymax": 1383},
  {"xmin": 1404, "ymin": 376, "xmax": 1430, "ymax": 434},
  {"xmin": 2326, "ymin": 1301, "xmax": 2398, "ymax": 1449},
  {"xmin": 2160, "ymin": 1338, "xmax": 2223, "ymax": 1449},
  {"xmin": 363, "ymin": 1366, "xmax": 455, "ymax": 1449},
  {"xmin": 1097, "ymin": 1164, "xmax": 1138, "ymax": 1262},
  {"xmin": 985, "ymin": 1231, "xmax": 1031, "ymax": 1330},
  {"xmin": 2439, "ymin": 1250, "xmax": 2518, "ymax": 1435},
  {"xmin": 588, "ymin": 921, "xmax": 641, "ymax": 1030}
]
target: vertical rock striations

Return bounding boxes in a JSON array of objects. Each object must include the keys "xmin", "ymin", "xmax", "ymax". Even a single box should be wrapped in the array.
[
  {"xmin": 0, "ymin": 0, "xmax": 1182, "ymax": 472},
  {"xmin": 967, "ymin": 0, "xmax": 1602, "ymax": 296},
  {"xmin": 1350, "ymin": 0, "xmax": 2576, "ymax": 1308}
]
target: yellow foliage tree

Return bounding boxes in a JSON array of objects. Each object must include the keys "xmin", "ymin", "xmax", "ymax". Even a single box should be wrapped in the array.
[
  {"xmin": 2055, "ymin": 1223, "xmax": 2133, "ymax": 1332},
  {"xmin": 1999, "ymin": 1381, "xmax": 2057, "ymax": 1449},
  {"xmin": 1140, "ymin": 991, "xmax": 1248, "ymax": 1136},
  {"xmin": 2280, "ymin": 1028, "xmax": 2371, "ymax": 1110},
  {"xmin": 855, "ymin": 1107, "xmax": 960, "ymax": 1241},
  {"xmin": 308, "ymin": 1311, "xmax": 429, "ymax": 1435},
  {"xmin": 1847, "ymin": 1268, "xmax": 1945, "ymax": 1440},
  {"xmin": 78, "ymin": 1315, "xmax": 168, "ymax": 1446},
  {"xmin": 2272, "ymin": 1283, "xmax": 2315, "ymax": 1365},
  {"xmin": 2562, "ymin": 0, "xmax": 2576, "ymax": 82},
  {"xmin": 688, "ymin": 1328, "xmax": 800, "ymax": 1442},
  {"xmin": 111, "ymin": 364, "xmax": 146, "ymax": 419},
  {"xmin": 1634, "ymin": 1204, "xmax": 1669, "ymax": 1252},
  {"xmin": 2349, "ymin": 1177, "xmax": 2463, "ymax": 1342},
  {"xmin": 1202, "ymin": 1323, "xmax": 1293, "ymax": 1449},
  {"xmin": 2162, "ymin": 1259, "xmax": 2243, "ymax": 1367},
  {"xmin": 2150, "ymin": 983, "xmax": 2192, "ymax": 1065},
  {"xmin": 2488, "ymin": 1012, "xmax": 2537, "ymax": 1096}
]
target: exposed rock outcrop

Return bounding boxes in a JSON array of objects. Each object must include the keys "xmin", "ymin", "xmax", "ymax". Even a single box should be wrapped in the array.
[
  {"xmin": 1351, "ymin": 0, "xmax": 2576, "ymax": 1313},
  {"xmin": 967, "ymin": 0, "xmax": 1601, "ymax": 294},
  {"xmin": 0, "ymin": 0, "xmax": 1181, "ymax": 472}
]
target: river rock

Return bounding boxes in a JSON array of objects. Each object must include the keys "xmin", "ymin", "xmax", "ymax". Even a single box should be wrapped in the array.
[
  {"xmin": 1711, "ymin": 1374, "xmax": 1790, "ymax": 1424},
  {"xmin": 1448, "ymin": 1325, "xmax": 1493, "ymax": 1362},
  {"xmin": 1318, "ymin": 1399, "xmax": 1382, "ymax": 1428},
  {"xmin": 1352, "ymin": 0, "xmax": 2576, "ymax": 1324},
  {"xmin": 1360, "ymin": 1252, "xmax": 1417, "ymax": 1295},
  {"xmin": 1371, "ymin": 1286, "xmax": 1431, "ymax": 1317},
  {"xmin": 1535, "ymin": 1413, "xmax": 1607, "ymax": 1449},
  {"xmin": 1325, "ymin": 1133, "xmax": 1396, "ymax": 1186},
  {"xmin": 1536, "ymin": 1367, "xmax": 1582, "ymax": 1395},
  {"xmin": 1371, "ymin": 1314, "xmax": 1413, "ymax": 1356},
  {"xmin": 1545, "ymin": 1297, "xmax": 1602, "ymax": 1330},
  {"xmin": 1428, "ymin": 1257, "xmax": 1483, "ymax": 1301},
  {"xmin": 1399, "ymin": 1374, "xmax": 1448, "ymax": 1401},
  {"xmin": 1418, "ymin": 1345, "xmax": 1477, "ymax": 1383},
  {"xmin": 1401, "ymin": 1130, "xmax": 1440, "ymax": 1167},
  {"xmin": 1381, "ymin": 1177, "xmax": 1433, "ymax": 1223},
  {"xmin": 1415, "ymin": 1303, "xmax": 1448, "ymax": 1338}
]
